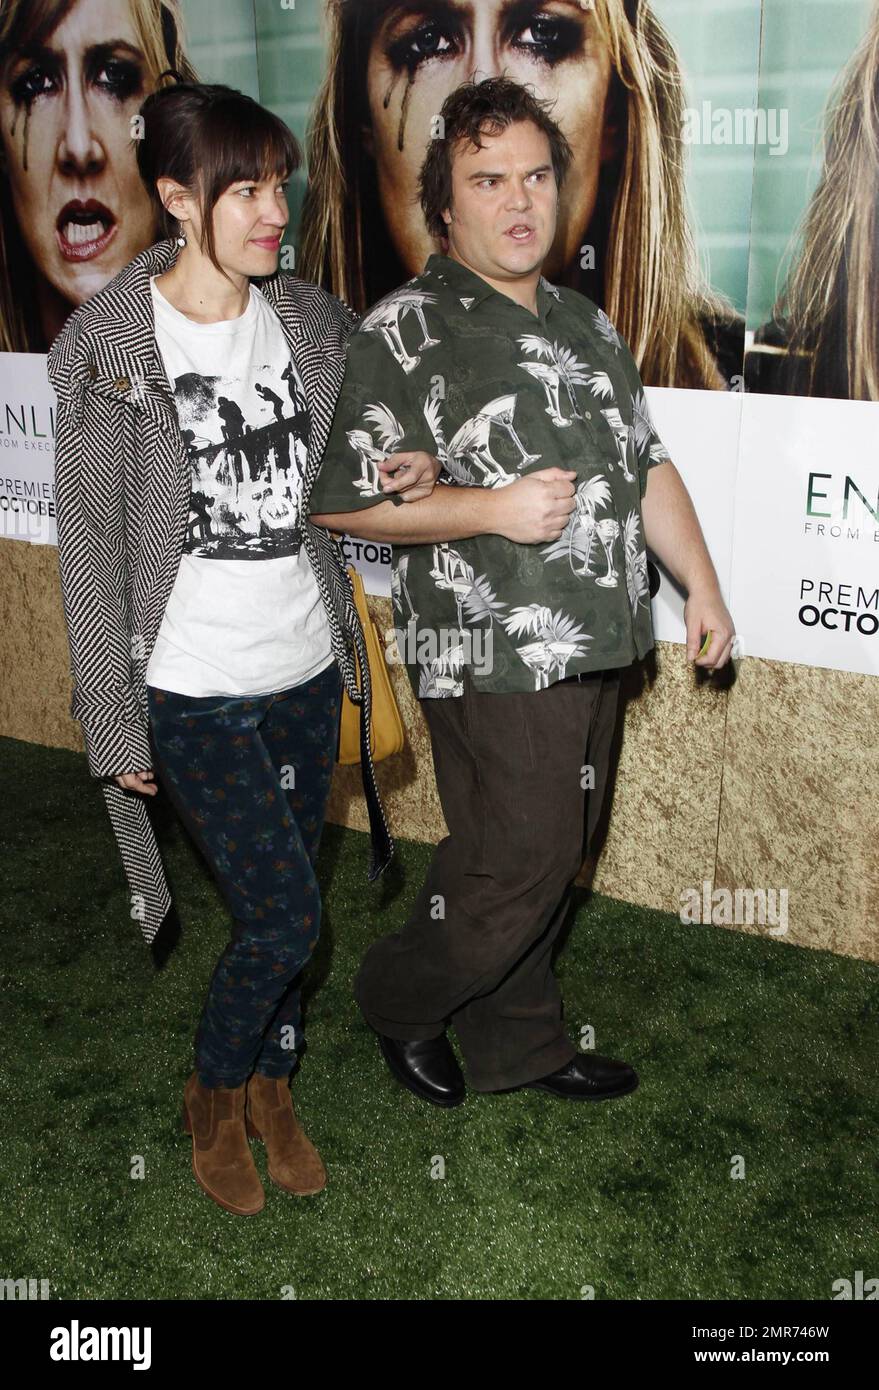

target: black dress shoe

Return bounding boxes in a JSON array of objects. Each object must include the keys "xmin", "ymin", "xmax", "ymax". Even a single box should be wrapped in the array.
[
  {"xmin": 374, "ymin": 1029, "xmax": 466, "ymax": 1107},
  {"xmin": 523, "ymin": 1053, "xmax": 639, "ymax": 1101}
]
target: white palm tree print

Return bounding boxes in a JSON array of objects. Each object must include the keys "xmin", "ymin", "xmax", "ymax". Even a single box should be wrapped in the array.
[
  {"xmin": 460, "ymin": 573, "xmax": 508, "ymax": 628},
  {"xmin": 542, "ymin": 475, "xmax": 614, "ymax": 577},
  {"xmin": 418, "ymin": 641, "xmax": 466, "ymax": 698},
  {"xmin": 517, "ymin": 335, "xmax": 592, "ymax": 426},
  {"xmin": 502, "ymin": 604, "xmax": 592, "ymax": 689},
  {"xmin": 621, "ymin": 510, "xmax": 650, "ymax": 614},
  {"xmin": 632, "ymin": 388, "xmax": 673, "ymax": 463},
  {"xmin": 585, "ymin": 370, "xmax": 615, "ymax": 399},
  {"xmin": 593, "ymin": 308, "xmax": 622, "ymax": 351},
  {"xmin": 346, "ymin": 402, "xmax": 404, "ymax": 495},
  {"xmin": 427, "ymin": 550, "xmax": 508, "ymax": 644}
]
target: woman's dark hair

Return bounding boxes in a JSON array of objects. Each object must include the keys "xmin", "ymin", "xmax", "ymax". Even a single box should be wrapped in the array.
[
  {"xmin": 418, "ymin": 77, "xmax": 574, "ymax": 240},
  {"xmin": 135, "ymin": 81, "xmax": 301, "ymax": 279}
]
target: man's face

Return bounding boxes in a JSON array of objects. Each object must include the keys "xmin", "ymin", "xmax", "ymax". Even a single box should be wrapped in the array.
[{"xmin": 442, "ymin": 119, "xmax": 558, "ymax": 285}]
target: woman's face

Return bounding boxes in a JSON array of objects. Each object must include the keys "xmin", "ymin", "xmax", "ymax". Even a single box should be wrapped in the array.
[
  {"xmin": 0, "ymin": 0, "xmax": 158, "ymax": 311},
  {"xmin": 365, "ymin": 0, "xmax": 616, "ymax": 279}
]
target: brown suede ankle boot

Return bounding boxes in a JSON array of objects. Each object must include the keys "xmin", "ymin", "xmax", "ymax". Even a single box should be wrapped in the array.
[
  {"xmin": 245, "ymin": 1072, "xmax": 327, "ymax": 1196},
  {"xmin": 182, "ymin": 1070, "xmax": 265, "ymax": 1216}
]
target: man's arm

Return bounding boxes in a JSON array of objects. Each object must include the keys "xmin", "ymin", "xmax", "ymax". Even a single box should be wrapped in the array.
[
  {"xmin": 310, "ymin": 468, "xmax": 579, "ymax": 546},
  {"xmin": 642, "ymin": 461, "xmax": 735, "ymax": 670},
  {"xmin": 608, "ymin": 323, "xmax": 736, "ymax": 673},
  {"xmin": 641, "ymin": 460, "xmax": 718, "ymax": 594},
  {"xmin": 311, "ymin": 488, "xmax": 495, "ymax": 544},
  {"xmin": 307, "ymin": 318, "xmax": 575, "ymax": 544}
]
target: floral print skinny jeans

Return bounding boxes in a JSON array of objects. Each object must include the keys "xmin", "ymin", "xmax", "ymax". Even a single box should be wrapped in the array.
[{"xmin": 146, "ymin": 659, "xmax": 342, "ymax": 1088}]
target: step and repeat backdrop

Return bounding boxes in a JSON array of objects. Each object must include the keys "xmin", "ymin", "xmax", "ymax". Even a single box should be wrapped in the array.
[{"xmin": 2, "ymin": 0, "xmax": 877, "ymax": 679}]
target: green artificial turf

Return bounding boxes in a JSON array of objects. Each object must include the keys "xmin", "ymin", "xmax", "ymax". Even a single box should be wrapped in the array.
[{"xmin": 1, "ymin": 734, "xmax": 877, "ymax": 1300}]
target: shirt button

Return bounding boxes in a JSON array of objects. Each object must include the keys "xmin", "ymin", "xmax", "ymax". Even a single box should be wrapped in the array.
[
  {"xmin": 86, "ymin": 363, "xmax": 97, "ymax": 380},
  {"xmin": 113, "ymin": 375, "xmax": 130, "ymax": 391},
  {"xmin": 584, "ymin": 410, "xmax": 592, "ymax": 419}
]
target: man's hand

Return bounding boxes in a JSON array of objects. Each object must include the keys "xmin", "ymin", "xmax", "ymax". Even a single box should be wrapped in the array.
[
  {"xmin": 489, "ymin": 468, "xmax": 578, "ymax": 543},
  {"xmin": 377, "ymin": 451, "xmax": 442, "ymax": 502},
  {"xmin": 114, "ymin": 769, "xmax": 158, "ymax": 796},
  {"xmin": 684, "ymin": 586, "xmax": 735, "ymax": 671}
]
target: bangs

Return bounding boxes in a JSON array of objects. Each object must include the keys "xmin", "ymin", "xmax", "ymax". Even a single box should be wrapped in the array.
[{"xmin": 200, "ymin": 96, "xmax": 302, "ymax": 192}]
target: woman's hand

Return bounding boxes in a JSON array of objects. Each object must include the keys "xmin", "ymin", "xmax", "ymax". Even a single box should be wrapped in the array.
[
  {"xmin": 114, "ymin": 769, "xmax": 158, "ymax": 796},
  {"xmin": 377, "ymin": 450, "xmax": 443, "ymax": 502}
]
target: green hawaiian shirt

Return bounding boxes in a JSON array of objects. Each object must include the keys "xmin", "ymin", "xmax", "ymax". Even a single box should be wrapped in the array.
[{"xmin": 307, "ymin": 252, "xmax": 672, "ymax": 698}]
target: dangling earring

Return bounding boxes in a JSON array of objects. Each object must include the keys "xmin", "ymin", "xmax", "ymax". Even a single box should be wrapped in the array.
[{"xmin": 176, "ymin": 232, "xmax": 186, "ymax": 247}]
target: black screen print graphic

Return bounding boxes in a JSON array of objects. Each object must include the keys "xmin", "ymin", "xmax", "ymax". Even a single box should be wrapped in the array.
[{"xmin": 174, "ymin": 357, "xmax": 310, "ymax": 561}]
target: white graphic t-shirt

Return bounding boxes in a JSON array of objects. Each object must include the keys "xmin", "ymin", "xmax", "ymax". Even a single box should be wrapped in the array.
[{"xmin": 145, "ymin": 275, "xmax": 333, "ymax": 697}]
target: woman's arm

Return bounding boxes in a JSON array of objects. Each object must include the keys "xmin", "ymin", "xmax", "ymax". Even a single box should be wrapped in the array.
[{"xmin": 49, "ymin": 329, "xmax": 154, "ymax": 780}]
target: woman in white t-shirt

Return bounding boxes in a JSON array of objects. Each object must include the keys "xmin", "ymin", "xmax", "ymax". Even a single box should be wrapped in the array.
[{"xmin": 51, "ymin": 82, "xmax": 441, "ymax": 1218}]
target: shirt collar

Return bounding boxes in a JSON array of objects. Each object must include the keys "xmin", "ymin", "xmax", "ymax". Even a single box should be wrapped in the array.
[{"xmin": 423, "ymin": 252, "xmax": 560, "ymax": 317}]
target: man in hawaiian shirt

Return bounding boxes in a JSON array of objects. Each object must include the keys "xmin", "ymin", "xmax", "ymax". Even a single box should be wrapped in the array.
[{"xmin": 309, "ymin": 77, "xmax": 734, "ymax": 1107}]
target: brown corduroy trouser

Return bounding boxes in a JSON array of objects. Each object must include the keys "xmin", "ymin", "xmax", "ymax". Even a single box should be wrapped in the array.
[{"xmin": 354, "ymin": 665, "xmax": 623, "ymax": 1091}]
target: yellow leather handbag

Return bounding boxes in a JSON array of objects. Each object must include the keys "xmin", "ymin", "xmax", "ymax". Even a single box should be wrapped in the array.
[{"xmin": 337, "ymin": 566, "xmax": 404, "ymax": 765}]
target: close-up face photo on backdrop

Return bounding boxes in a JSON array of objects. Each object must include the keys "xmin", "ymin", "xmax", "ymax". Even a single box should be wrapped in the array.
[
  {"xmin": 0, "ymin": 0, "xmax": 197, "ymax": 351},
  {"xmin": 744, "ymin": 0, "xmax": 879, "ymax": 400},
  {"xmin": 298, "ymin": 0, "xmax": 744, "ymax": 391}
]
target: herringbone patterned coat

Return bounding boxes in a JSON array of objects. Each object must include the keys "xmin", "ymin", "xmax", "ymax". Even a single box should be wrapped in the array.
[{"xmin": 47, "ymin": 236, "xmax": 393, "ymax": 953}]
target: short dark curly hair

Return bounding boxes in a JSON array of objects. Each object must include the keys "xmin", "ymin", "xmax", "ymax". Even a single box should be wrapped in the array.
[{"xmin": 418, "ymin": 77, "xmax": 574, "ymax": 240}]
